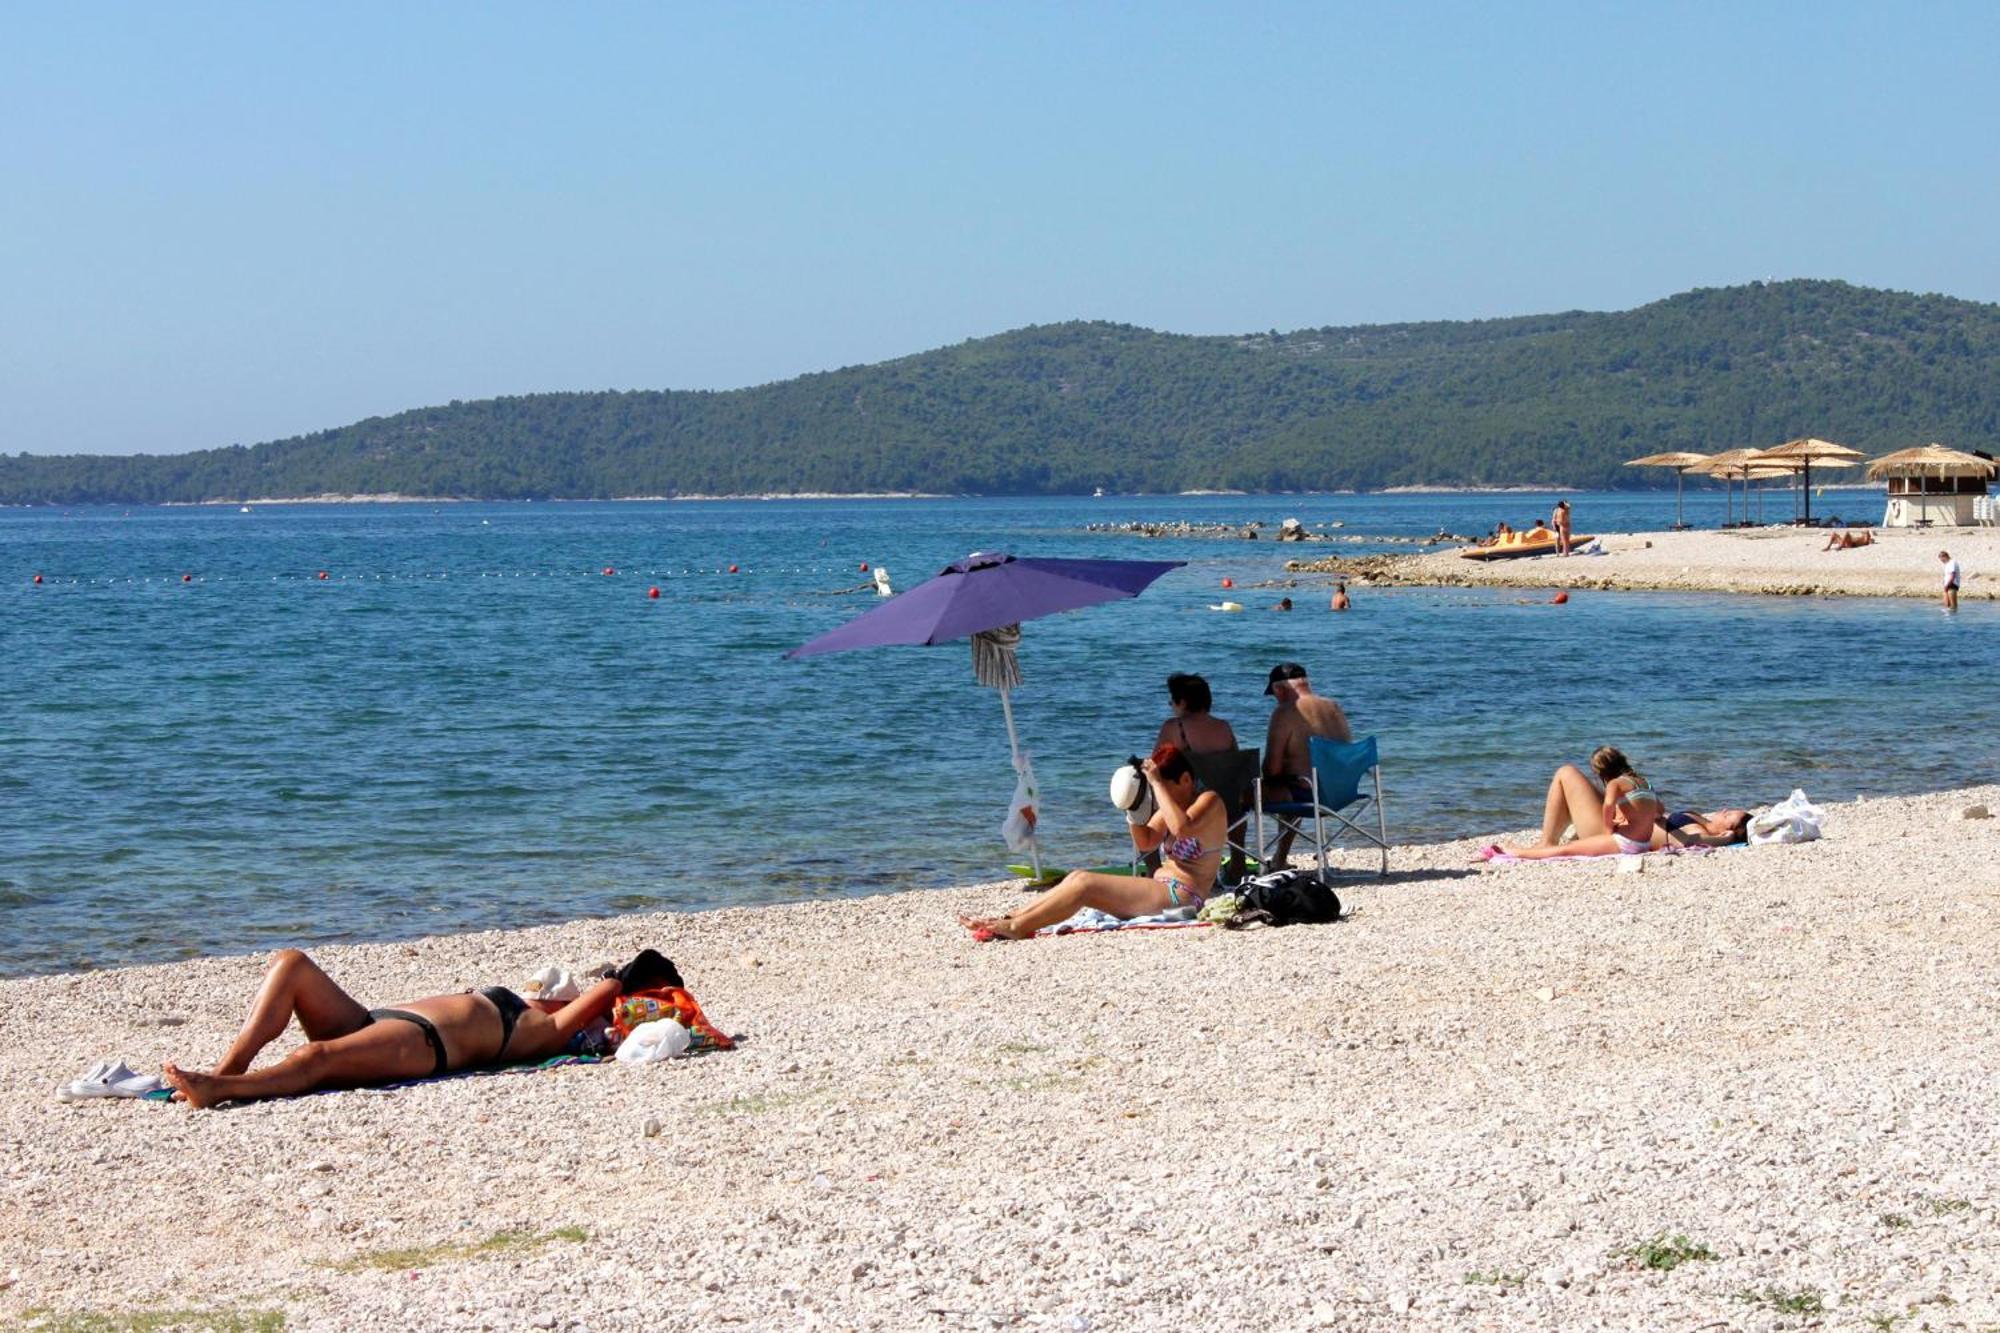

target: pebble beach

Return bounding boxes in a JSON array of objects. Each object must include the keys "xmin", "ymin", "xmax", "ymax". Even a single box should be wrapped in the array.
[
  {"xmin": 5, "ymin": 784, "xmax": 1999, "ymax": 1331},
  {"xmin": 1292, "ymin": 526, "xmax": 1999, "ymax": 600}
]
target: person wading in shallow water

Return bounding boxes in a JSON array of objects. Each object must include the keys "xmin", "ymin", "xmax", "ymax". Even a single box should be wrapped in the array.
[
  {"xmin": 1940, "ymin": 550, "xmax": 1961, "ymax": 611},
  {"xmin": 1330, "ymin": 583, "xmax": 1351, "ymax": 611}
]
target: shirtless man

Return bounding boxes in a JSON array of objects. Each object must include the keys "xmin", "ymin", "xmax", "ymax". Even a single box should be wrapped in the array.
[
  {"xmin": 1261, "ymin": 663, "xmax": 1354, "ymax": 865},
  {"xmin": 1554, "ymin": 500, "xmax": 1573, "ymax": 556},
  {"xmin": 1330, "ymin": 583, "xmax": 1351, "ymax": 611}
]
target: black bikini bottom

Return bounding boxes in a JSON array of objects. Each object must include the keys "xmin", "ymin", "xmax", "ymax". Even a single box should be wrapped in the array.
[{"xmin": 366, "ymin": 1008, "xmax": 449, "ymax": 1076}]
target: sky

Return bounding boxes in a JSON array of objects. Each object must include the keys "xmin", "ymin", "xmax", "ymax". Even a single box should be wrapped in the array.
[{"xmin": 6, "ymin": 2, "xmax": 2000, "ymax": 456}]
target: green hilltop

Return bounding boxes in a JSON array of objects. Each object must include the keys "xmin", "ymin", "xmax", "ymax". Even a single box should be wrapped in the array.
[{"xmin": 7, "ymin": 279, "xmax": 2000, "ymax": 503}]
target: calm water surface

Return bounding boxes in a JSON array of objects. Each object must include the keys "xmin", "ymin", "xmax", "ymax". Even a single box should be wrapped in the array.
[{"xmin": 2, "ymin": 492, "xmax": 1992, "ymax": 976}]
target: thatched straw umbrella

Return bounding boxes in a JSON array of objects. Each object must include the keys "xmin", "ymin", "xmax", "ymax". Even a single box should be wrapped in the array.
[
  {"xmin": 1689, "ymin": 449, "xmax": 1776, "ymax": 526},
  {"xmin": 1622, "ymin": 451, "xmax": 1711, "ymax": 530},
  {"xmin": 1750, "ymin": 438, "xmax": 1867, "ymax": 524}
]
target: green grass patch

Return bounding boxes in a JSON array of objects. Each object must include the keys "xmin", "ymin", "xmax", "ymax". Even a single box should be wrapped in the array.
[
  {"xmin": 1734, "ymin": 1285, "xmax": 1824, "ymax": 1316},
  {"xmin": 1878, "ymin": 1211, "xmax": 1911, "ymax": 1230},
  {"xmin": 696, "ymin": 1088, "xmax": 824, "ymax": 1116},
  {"xmin": 1462, "ymin": 1269, "xmax": 1525, "ymax": 1287},
  {"xmin": 1918, "ymin": 1194, "xmax": 1972, "ymax": 1216},
  {"xmin": 1864, "ymin": 1313, "xmax": 1904, "ymax": 1331},
  {"xmin": 18, "ymin": 1310, "xmax": 285, "ymax": 1333},
  {"xmin": 330, "ymin": 1225, "xmax": 586, "ymax": 1274},
  {"xmin": 992, "ymin": 1041, "xmax": 1051, "ymax": 1056},
  {"xmin": 1615, "ymin": 1233, "xmax": 1716, "ymax": 1272}
]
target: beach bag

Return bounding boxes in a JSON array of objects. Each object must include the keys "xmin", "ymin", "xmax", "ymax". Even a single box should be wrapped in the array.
[
  {"xmin": 610, "ymin": 986, "xmax": 736, "ymax": 1054},
  {"xmin": 1223, "ymin": 868, "xmax": 1342, "ymax": 929},
  {"xmin": 1748, "ymin": 789, "xmax": 1824, "ymax": 845}
]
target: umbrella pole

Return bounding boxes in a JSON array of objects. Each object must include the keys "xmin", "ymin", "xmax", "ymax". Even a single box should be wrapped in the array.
[
  {"xmin": 998, "ymin": 687, "xmax": 1040, "ymax": 879},
  {"xmin": 1675, "ymin": 467, "xmax": 1686, "ymax": 530},
  {"xmin": 1803, "ymin": 460, "xmax": 1812, "ymax": 525}
]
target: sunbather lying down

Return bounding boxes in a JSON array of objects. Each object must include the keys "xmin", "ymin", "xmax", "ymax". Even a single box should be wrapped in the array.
[
  {"xmin": 1823, "ymin": 529, "xmax": 1875, "ymax": 550},
  {"xmin": 1478, "ymin": 756, "xmax": 1751, "ymax": 860},
  {"xmin": 164, "ymin": 949, "xmax": 623, "ymax": 1108}
]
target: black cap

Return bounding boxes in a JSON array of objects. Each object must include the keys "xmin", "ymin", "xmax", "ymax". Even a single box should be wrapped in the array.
[{"xmin": 1264, "ymin": 662, "xmax": 1307, "ymax": 694}]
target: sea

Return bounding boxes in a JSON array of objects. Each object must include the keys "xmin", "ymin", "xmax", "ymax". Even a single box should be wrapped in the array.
[{"xmin": 3, "ymin": 490, "xmax": 1993, "ymax": 978}]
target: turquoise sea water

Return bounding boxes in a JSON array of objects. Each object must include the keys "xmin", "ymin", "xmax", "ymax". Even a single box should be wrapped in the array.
[{"xmin": 3, "ymin": 491, "xmax": 1993, "ymax": 977}]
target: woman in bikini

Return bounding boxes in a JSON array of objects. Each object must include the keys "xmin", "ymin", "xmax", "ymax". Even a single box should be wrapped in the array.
[
  {"xmin": 960, "ymin": 743, "xmax": 1226, "ymax": 940},
  {"xmin": 163, "ymin": 949, "xmax": 623, "ymax": 1108},
  {"xmin": 1153, "ymin": 673, "xmax": 1237, "ymax": 755},
  {"xmin": 1480, "ymin": 748, "xmax": 1749, "ymax": 860}
]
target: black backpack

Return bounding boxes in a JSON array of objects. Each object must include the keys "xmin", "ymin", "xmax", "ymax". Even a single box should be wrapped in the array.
[{"xmin": 1224, "ymin": 868, "xmax": 1342, "ymax": 928}]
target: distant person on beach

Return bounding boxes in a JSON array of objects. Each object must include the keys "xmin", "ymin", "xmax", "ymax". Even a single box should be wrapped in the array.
[
  {"xmin": 1262, "ymin": 663, "xmax": 1354, "ymax": 866},
  {"xmin": 1822, "ymin": 530, "xmax": 1875, "ymax": 550},
  {"xmin": 1940, "ymin": 550, "xmax": 1961, "ymax": 610},
  {"xmin": 1155, "ymin": 673, "xmax": 1237, "ymax": 755},
  {"xmin": 1554, "ymin": 500, "xmax": 1573, "ymax": 555},
  {"xmin": 1483, "ymin": 522, "xmax": 1515, "ymax": 548},
  {"xmin": 1525, "ymin": 519, "xmax": 1554, "ymax": 544},
  {"xmin": 162, "ymin": 950, "xmax": 624, "ymax": 1108},
  {"xmin": 960, "ymin": 744, "xmax": 1225, "ymax": 939},
  {"xmin": 1330, "ymin": 583, "xmax": 1351, "ymax": 611},
  {"xmin": 1477, "ymin": 748, "xmax": 1749, "ymax": 859}
]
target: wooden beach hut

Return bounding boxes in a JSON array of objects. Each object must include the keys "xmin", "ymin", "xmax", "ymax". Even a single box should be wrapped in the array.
[{"xmin": 1866, "ymin": 444, "xmax": 1997, "ymax": 528}]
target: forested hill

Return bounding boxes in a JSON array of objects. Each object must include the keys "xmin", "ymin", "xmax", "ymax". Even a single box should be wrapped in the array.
[{"xmin": 8, "ymin": 279, "xmax": 2000, "ymax": 503}]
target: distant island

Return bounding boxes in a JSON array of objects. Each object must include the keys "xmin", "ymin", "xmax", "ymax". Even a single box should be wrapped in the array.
[{"xmin": 7, "ymin": 279, "xmax": 2000, "ymax": 504}]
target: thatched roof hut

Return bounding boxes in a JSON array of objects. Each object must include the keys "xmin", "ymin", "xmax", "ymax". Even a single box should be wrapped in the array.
[{"xmin": 1866, "ymin": 444, "xmax": 1994, "ymax": 527}]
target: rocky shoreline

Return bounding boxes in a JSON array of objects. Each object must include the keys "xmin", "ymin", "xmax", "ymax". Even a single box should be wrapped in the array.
[
  {"xmin": 1286, "ymin": 526, "xmax": 1998, "ymax": 601},
  {"xmin": 5, "ymin": 784, "xmax": 1999, "ymax": 1329}
]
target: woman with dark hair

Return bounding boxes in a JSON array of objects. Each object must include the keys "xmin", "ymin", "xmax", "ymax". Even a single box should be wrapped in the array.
[
  {"xmin": 1478, "ymin": 747, "xmax": 1750, "ymax": 860},
  {"xmin": 1156, "ymin": 673, "xmax": 1237, "ymax": 755},
  {"xmin": 162, "ymin": 949, "xmax": 624, "ymax": 1108},
  {"xmin": 960, "ymin": 743, "xmax": 1226, "ymax": 939}
]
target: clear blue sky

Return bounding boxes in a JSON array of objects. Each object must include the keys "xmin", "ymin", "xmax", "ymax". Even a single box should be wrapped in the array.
[{"xmin": 6, "ymin": 2, "xmax": 1999, "ymax": 456}]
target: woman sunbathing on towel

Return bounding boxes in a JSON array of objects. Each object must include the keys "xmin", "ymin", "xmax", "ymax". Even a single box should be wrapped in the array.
[
  {"xmin": 1480, "ymin": 749, "xmax": 1748, "ymax": 860},
  {"xmin": 163, "ymin": 949, "xmax": 623, "ymax": 1108},
  {"xmin": 1822, "ymin": 529, "xmax": 1875, "ymax": 551},
  {"xmin": 960, "ymin": 743, "xmax": 1226, "ymax": 940}
]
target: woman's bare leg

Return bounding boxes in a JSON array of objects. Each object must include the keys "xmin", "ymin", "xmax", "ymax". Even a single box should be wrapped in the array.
[
  {"xmin": 1540, "ymin": 765, "xmax": 1607, "ymax": 845},
  {"xmin": 213, "ymin": 949, "xmax": 372, "ymax": 1076},
  {"xmin": 168, "ymin": 1020, "xmax": 434, "ymax": 1109},
  {"xmin": 960, "ymin": 872, "xmax": 1175, "ymax": 939}
]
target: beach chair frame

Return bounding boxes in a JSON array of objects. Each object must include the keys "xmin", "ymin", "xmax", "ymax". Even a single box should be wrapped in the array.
[{"xmin": 1260, "ymin": 735, "xmax": 1389, "ymax": 879}]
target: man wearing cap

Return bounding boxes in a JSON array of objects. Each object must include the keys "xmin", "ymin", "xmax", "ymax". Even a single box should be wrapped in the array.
[{"xmin": 1262, "ymin": 663, "xmax": 1354, "ymax": 866}]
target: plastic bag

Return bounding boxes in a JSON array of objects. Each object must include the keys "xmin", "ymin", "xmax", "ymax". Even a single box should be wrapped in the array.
[
  {"xmin": 1001, "ymin": 755, "xmax": 1041, "ymax": 853},
  {"xmin": 615, "ymin": 1018, "xmax": 691, "ymax": 1064},
  {"xmin": 1748, "ymin": 789, "xmax": 1823, "ymax": 845}
]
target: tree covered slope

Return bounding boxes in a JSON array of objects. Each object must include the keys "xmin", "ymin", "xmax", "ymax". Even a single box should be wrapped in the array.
[{"xmin": 7, "ymin": 279, "xmax": 1999, "ymax": 502}]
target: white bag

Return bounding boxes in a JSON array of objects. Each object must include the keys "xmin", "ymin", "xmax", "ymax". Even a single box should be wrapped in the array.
[
  {"xmin": 1001, "ymin": 756, "xmax": 1041, "ymax": 853},
  {"xmin": 1748, "ymin": 789, "xmax": 1824, "ymax": 845},
  {"xmin": 615, "ymin": 1018, "xmax": 691, "ymax": 1064}
]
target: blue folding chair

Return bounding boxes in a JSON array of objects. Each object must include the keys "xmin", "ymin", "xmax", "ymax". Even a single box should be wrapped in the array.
[{"xmin": 1260, "ymin": 735, "xmax": 1389, "ymax": 878}]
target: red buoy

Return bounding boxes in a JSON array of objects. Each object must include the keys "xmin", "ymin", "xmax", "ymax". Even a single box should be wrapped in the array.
[
  {"xmin": 648, "ymin": 586, "xmax": 661, "ymax": 599},
  {"xmin": 1552, "ymin": 590, "xmax": 1569, "ymax": 605},
  {"xmin": 32, "ymin": 573, "xmax": 43, "ymax": 585},
  {"xmin": 317, "ymin": 570, "xmax": 329, "ymax": 581},
  {"xmin": 602, "ymin": 566, "xmax": 616, "ymax": 577},
  {"xmin": 859, "ymin": 562, "xmax": 869, "ymax": 572},
  {"xmin": 1221, "ymin": 577, "xmax": 1234, "ymax": 589},
  {"xmin": 728, "ymin": 564, "xmax": 739, "ymax": 574},
  {"xmin": 181, "ymin": 573, "xmax": 192, "ymax": 583}
]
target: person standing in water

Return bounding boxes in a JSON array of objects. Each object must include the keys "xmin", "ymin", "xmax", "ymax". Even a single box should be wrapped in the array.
[
  {"xmin": 1330, "ymin": 583, "xmax": 1351, "ymax": 611},
  {"xmin": 1940, "ymin": 550, "xmax": 1961, "ymax": 611}
]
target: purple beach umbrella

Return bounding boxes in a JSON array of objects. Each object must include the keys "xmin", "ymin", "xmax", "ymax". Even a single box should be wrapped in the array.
[{"xmin": 786, "ymin": 551, "xmax": 1185, "ymax": 875}]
